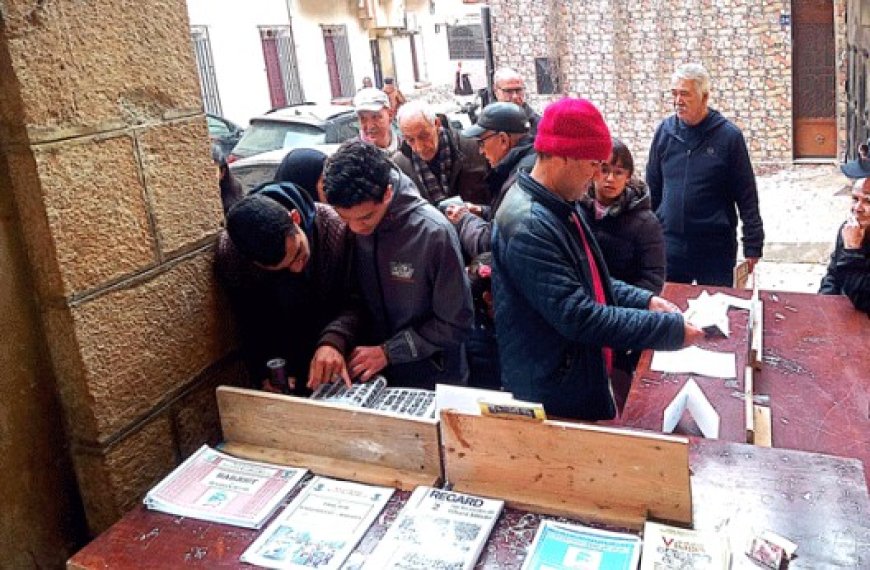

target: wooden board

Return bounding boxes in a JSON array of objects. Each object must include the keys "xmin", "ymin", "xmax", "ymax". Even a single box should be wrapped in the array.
[
  {"xmin": 440, "ymin": 411, "xmax": 692, "ymax": 529},
  {"xmin": 217, "ymin": 386, "xmax": 441, "ymax": 490},
  {"xmin": 753, "ymin": 405, "xmax": 772, "ymax": 448}
]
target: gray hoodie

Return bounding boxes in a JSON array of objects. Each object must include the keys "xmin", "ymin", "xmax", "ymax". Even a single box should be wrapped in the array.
[{"xmin": 355, "ymin": 170, "xmax": 474, "ymax": 388}]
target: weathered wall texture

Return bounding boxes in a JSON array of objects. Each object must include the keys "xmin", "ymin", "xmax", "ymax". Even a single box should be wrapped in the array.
[
  {"xmin": 0, "ymin": 0, "xmax": 243, "ymax": 549},
  {"xmin": 489, "ymin": 0, "xmax": 848, "ymax": 167}
]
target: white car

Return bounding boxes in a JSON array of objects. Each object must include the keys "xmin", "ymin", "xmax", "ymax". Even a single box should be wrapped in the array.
[{"xmin": 230, "ymin": 144, "xmax": 340, "ymax": 194}]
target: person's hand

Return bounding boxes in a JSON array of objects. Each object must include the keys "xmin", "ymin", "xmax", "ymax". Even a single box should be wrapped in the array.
[
  {"xmin": 842, "ymin": 218, "xmax": 866, "ymax": 249},
  {"xmin": 348, "ymin": 346, "xmax": 388, "ymax": 382},
  {"xmin": 444, "ymin": 204, "xmax": 469, "ymax": 224},
  {"xmin": 746, "ymin": 257, "xmax": 761, "ymax": 272},
  {"xmin": 307, "ymin": 345, "xmax": 351, "ymax": 390},
  {"xmin": 648, "ymin": 296, "xmax": 681, "ymax": 313},
  {"xmin": 466, "ymin": 203, "xmax": 483, "ymax": 216},
  {"xmin": 682, "ymin": 322, "xmax": 706, "ymax": 347}
]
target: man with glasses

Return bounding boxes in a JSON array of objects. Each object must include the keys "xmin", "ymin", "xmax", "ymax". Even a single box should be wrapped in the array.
[
  {"xmin": 324, "ymin": 140, "xmax": 474, "ymax": 389},
  {"xmin": 445, "ymin": 102, "xmax": 535, "ymax": 258},
  {"xmin": 492, "ymin": 98, "xmax": 704, "ymax": 420},
  {"xmin": 215, "ymin": 182, "xmax": 363, "ymax": 393},
  {"xmin": 492, "ymin": 67, "xmax": 540, "ymax": 136},
  {"xmin": 393, "ymin": 100, "xmax": 489, "ymax": 206}
]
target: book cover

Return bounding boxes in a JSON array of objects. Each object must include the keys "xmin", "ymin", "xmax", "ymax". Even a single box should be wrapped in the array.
[
  {"xmin": 240, "ymin": 476, "xmax": 394, "ymax": 570},
  {"xmin": 143, "ymin": 445, "xmax": 307, "ymax": 529},
  {"xmin": 310, "ymin": 375, "xmax": 436, "ymax": 418},
  {"xmin": 362, "ymin": 486, "xmax": 504, "ymax": 570},
  {"xmin": 522, "ymin": 520, "xmax": 642, "ymax": 570},
  {"xmin": 640, "ymin": 521, "xmax": 729, "ymax": 570}
]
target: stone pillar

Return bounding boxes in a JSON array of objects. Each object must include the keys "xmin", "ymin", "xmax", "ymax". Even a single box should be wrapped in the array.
[{"xmin": 0, "ymin": 0, "xmax": 241, "ymax": 535}]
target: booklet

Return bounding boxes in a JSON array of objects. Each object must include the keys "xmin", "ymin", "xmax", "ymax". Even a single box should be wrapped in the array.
[
  {"xmin": 522, "ymin": 520, "xmax": 642, "ymax": 570},
  {"xmin": 240, "ymin": 476, "xmax": 394, "ymax": 570},
  {"xmin": 362, "ymin": 486, "xmax": 504, "ymax": 570},
  {"xmin": 640, "ymin": 520, "xmax": 729, "ymax": 570},
  {"xmin": 143, "ymin": 445, "xmax": 307, "ymax": 529},
  {"xmin": 310, "ymin": 375, "xmax": 436, "ymax": 418},
  {"xmin": 435, "ymin": 384, "xmax": 546, "ymax": 420}
]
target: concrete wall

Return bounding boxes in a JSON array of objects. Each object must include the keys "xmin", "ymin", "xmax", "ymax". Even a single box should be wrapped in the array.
[{"xmin": 0, "ymin": 0, "xmax": 243, "ymax": 545}]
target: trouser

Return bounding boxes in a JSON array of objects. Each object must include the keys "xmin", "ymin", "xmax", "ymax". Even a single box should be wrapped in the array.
[{"xmin": 665, "ymin": 234, "xmax": 737, "ymax": 287}]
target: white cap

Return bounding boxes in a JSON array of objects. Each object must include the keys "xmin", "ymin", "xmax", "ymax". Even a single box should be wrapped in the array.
[{"xmin": 353, "ymin": 88, "xmax": 390, "ymax": 113}]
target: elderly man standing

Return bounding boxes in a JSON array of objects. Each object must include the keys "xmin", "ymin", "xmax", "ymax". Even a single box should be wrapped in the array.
[
  {"xmin": 353, "ymin": 87, "xmax": 401, "ymax": 154},
  {"xmin": 445, "ymin": 102, "xmax": 536, "ymax": 258},
  {"xmin": 492, "ymin": 98, "xmax": 704, "ymax": 421},
  {"xmin": 646, "ymin": 62, "xmax": 764, "ymax": 286},
  {"xmin": 393, "ymin": 100, "xmax": 489, "ymax": 206},
  {"xmin": 492, "ymin": 66, "xmax": 541, "ymax": 136}
]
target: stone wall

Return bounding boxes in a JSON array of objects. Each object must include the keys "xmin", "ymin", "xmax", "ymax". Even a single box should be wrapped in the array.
[
  {"xmin": 0, "ymin": 0, "xmax": 243, "ymax": 541},
  {"xmin": 489, "ymin": 0, "xmax": 848, "ymax": 168}
]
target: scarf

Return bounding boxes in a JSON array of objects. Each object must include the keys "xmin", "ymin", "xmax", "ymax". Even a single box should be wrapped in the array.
[{"xmin": 411, "ymin": 127, "xmax": 453, "ymax": 203}]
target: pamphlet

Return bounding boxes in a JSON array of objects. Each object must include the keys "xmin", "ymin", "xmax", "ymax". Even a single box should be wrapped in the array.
[
  {"xmin": 662, "ymin": 378, "xmax": 720, "ymax": 439},
  {"xmin": 143, "ymin": 445, "xmax": 307, "ymax": 529},
  {"xmin": 240, "ymin": 476, "xmax": 394, "ymax": 570},
  {"xmin": 522, "ymin": 519, "xmax": 642, "ymax": 570},
  {"xmin": 310, "ymin": 375, "xmax": 436, "ymax": 418},
  {"xmin": 435, "ymin": 384, "xmax": 546, "ymax": 420},
  {"xmin": 650, "ymin": 346, "xmax": 737, "ymax": 379},
  {"xmin": 362, "ymin": 486, "xmax": 504, "ymax": 570},
  {"xmin": 640, "ymin": 520, "xmax": 729, "ymax": 570}
]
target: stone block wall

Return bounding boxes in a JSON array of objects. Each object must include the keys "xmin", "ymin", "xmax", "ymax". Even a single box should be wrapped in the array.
[
  {"xmin": 489, "ymin": 0, "xmax": 848, "ymax": 168},
  {"xmin": 0, "ymin": 0, "xmax": 243, "ymax": 537}
]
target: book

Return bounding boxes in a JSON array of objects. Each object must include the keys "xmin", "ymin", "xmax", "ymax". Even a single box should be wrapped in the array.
[
  {"xmin": 435, "ymin": 384, "xmax": 546, "ymax": 420},
  {"xmin": 240, "ymin": 476, "xmax": 394, "ymax": 570},
  {"xmin": 640, "ymin": 521, "xmax": 729, "ymax": 570},
  {"xmin": 143, "ymin": 444, "xmax": 307, "ymax": 529},
  {"xmin": 522, "ymin": 520, "xmax": 642, "ymax": 570},
  {"xmin": 361, "ymin": 486, "xmax": 504, "ymax": 570},
  {"xmin": 310, "ymin": 375, "xmax": 436, "ymax": 418}
]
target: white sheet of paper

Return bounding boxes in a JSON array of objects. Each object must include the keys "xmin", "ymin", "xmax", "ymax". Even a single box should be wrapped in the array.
[
  {"xmin": 651, "ymin": 346, "xmax": 737, "ymax": 379},
  {"xmin": 711, "ymin": 292, "xmax": 753, "ymax": 311},
  {"xmin": 662, "ymin": 378, "xmax": 720, "ymax": 438},
  {"xmin": 435, "ymin": 384, "xmax": 513, "ymax": 415}
]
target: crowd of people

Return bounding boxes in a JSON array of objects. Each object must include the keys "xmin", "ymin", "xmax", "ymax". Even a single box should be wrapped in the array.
[{"xmin": 214, "ymin": 62, "xmax": 869, "ymax": 422}]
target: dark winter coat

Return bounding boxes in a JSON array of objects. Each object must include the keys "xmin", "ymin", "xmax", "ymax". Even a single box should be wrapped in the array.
[
  {"xmin": 646, "ymin": 109, "xmax": 764, "ymax": 267},
  {"xmin": 819, "ymin": 224, "xmax": 870, "ymax": 315},
  {"xmin": 215, "ymin": 192, "xmax": 362, "ymax": 390},
  {"xmin": 492, "ymin": 171, "xmax": 686, "ymax": 420},
  {"xmin": 355, "ymin": 170, "xmax": 474, "ymax": 388},
  {"xmin": 393, "ymin": 116, "xmax": 490, "ymax": 205},
  {"xmin": 456, "ymin": 135, "xmax": 536, "ymax": 258},
  {"xmin": 578, "ymin": 180, "xmax": 666, "ymax": 294}
]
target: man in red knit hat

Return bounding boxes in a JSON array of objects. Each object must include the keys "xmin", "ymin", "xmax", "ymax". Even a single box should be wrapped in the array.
[{"xmin": 491, "ymin": 98, "xmax": 704, "ymax": 421}]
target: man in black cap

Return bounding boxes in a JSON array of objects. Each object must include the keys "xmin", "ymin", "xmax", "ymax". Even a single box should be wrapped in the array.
[
  {"xmin": 215, "ymin": 183, "xmax": 364, "ymax": 392},
  {"xmin": 445, "ymin": 102, "xmax": 536, "ymax": 258},
  {"xmin": 819, "ymin": 154, "xmax": 870, "ymax": 314}
]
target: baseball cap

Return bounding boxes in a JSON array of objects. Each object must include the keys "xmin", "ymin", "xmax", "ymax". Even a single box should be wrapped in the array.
[
  {"xmin": 463, "ymin": 102, "xmax": 530, "ymax": 138},
  {"xmin": 353, "ymin": 88, "xmax": 390, "ymax": 113}
]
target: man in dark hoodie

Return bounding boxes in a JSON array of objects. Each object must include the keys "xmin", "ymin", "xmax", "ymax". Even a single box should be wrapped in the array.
[
  {"xmin": 647, "ymin": 62, "xmax": 764, "ymax": 286},
  {"xmin": 324, "ymin": 140, "xmax": 474, "ymax": 389},
  {"xmin": 215, "ymin": 182, "xmax": 362, "ymax": 393}
]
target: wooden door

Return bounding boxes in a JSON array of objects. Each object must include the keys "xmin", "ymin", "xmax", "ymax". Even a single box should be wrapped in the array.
[{"xmin": 793, "ymin": 0, "xmax": 837, "ymax": 158}]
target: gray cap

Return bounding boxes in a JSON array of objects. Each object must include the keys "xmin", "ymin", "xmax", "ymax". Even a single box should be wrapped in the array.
[{"xmin": 463, "ymin": 102, "xmax": 530, "ymax": 138}]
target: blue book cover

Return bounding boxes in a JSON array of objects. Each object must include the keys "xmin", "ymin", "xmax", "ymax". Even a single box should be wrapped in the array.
[{"xmin": 522, "ymin": 520, "xmax": 642, "ymax": 570}]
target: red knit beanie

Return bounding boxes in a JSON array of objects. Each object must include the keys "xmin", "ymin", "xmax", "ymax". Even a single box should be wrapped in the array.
[{"xmin": 534, "ymin": 98, "xmax": 612, "ymax": 161}]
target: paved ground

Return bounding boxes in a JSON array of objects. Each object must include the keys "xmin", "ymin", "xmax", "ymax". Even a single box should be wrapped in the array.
[{"xmin": 750, "ymin": 164, "xmax": 851, "ymax": 293}]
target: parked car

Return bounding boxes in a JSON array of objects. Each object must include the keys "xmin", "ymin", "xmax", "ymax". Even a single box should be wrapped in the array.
[
  {"xmin": 230, "ymin": 144, "xmax": 340, "ymax": 194},
  {"xmin": 207, "ymin": 113, "xmax": 245, "ymax": 157},
  {"xmin": 227, "ymin": 104, "xmax": 359, "ymax": 164}
]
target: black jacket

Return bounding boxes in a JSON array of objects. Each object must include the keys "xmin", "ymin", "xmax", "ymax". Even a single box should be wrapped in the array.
[
  {"xmin": 578, "ymin": 180, "xmax": 666, "ymax": 294},
  {"xmin": 819, "ymin": 224, "xmax": 870, "ymax": 315}
]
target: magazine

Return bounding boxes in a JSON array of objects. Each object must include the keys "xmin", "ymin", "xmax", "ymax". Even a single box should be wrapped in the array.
[
  {"xmin": 522, "ymin": 520, "xmax": 642, "ymax": 570},
  {"xmin": 361, "ymin": 486, "xmax": 504, "ymax": 570},
  {"xmin": 240, "ymin": 476, "xmax": 394, "ymax": 570},
  {"xmin": 143, "ymin": 445, "xmax": 307, "ymax": 529},
  {"xmin": 310, "ymin": 375, "xmax": 436, "ymax": 418},
  {"xmin": 640, "ymin": 521, "xmax": 729, "ymax": 570}
]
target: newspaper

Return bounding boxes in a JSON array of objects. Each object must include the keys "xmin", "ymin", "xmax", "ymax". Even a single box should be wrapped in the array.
[
  {"xmin": 522, "ymin": 520, "xmax": 642, "ymax": 570},
  {"xmin": 240, "ymin": 476, "xmax": 394, "ymax": 570},
  {"xmin": 310, "ymin": 375, "xmax": 436, "ymax": 418},
  {"xmin": 143, "ymin": 445, "xmax": 307, "ymax": 529},
  {"xmin": 640, "ymin": 520, "xmax": 729, "ymax": 570},
  {"xmin": 362, "ymin": 486, "xmax": 504, "ymax": 570}
]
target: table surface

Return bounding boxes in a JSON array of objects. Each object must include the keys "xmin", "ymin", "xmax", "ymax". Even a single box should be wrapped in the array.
[{"xmin": 621, "ymin": 284, "xmax": 870, "ymax": 482}]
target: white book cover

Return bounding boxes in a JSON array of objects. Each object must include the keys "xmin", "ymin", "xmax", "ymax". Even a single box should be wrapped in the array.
[
  {"xmin": 362, "ymin": 486, "xmax": 504, "ymax": 570},
  {"xmin": 143, "ymin": 445, "xmax": 307, "ymax": 529},
  {"xmin": 241, "ymin": 476, "xmax": 394, "ymax": 570},
  {"xmin": 522, "ymin": 520, "xmax": 642, "ymax": 570},
  {"xmin": 640, "ymin": 521, "xmax": 729, "ymax": 570}
]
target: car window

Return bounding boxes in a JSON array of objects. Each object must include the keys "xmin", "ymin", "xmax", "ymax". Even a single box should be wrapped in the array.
[
  {"xmin": 327, "ymin": 116, "xmax": 360, "ymax": 144},
  {"xmin": 207, "ymin": 116, "xmax": 232, "ymax": 137},
  {"xmin": 233, "ymin": 121, "xmax": 327, "ymax": 157}
]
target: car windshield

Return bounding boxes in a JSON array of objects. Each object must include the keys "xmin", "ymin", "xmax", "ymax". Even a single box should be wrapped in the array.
[{"xmin": 233, "ymin": 121, "xmax": 327, "ymax": 157}]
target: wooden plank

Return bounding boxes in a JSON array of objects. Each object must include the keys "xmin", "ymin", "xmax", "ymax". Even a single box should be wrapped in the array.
[
  {"xmin": 745, "ymin": 364, "xmax": 755, "ymax": 444},
  {"xmin": 440, "ymin": 411, "xmax": 692, "ymax": 529},
  {"xmin": 753, "ymin": 405, "xmax": 772, "ymax": 448},
  {"xmin": 750, "ymin": 300, "xmax": 764, "ymax": 370},
  {"xmin": 217, "ymin": 386, "xmax": 441, "ymax": 490}
]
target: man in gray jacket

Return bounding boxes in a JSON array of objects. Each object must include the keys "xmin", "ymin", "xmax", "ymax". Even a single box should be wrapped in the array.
[{"xmin": 324, "ymin": 140, "xmax": 474, "ymax": 388}]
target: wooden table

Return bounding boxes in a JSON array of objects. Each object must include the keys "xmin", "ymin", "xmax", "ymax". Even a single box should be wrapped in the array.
[
  {"xmin": 67, "ymin": 439, "xmax": 870, "ymax": 569},
  {"xmin": 621, "ymin": 283, "xmax": 870, "ymax": 482}
]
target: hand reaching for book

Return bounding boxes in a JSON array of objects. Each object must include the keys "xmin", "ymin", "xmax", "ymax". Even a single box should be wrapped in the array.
[
  {"xmin": 308, "ymin": 345, "xmax": 351, "ymax": 390},
  {"xmin": 349, "ymin": 345, "xmax": 389, "ymax": 382}
]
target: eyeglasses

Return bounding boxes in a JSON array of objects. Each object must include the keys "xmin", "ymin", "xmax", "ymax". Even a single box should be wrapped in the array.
[{"xmin": 477, "ymin": 133, "xmax": 500, "ymax": 147}]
